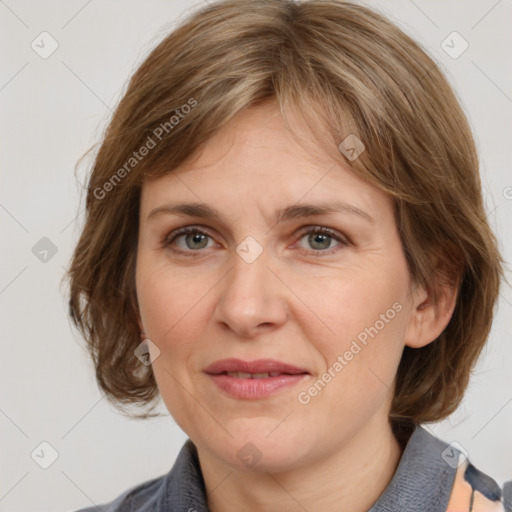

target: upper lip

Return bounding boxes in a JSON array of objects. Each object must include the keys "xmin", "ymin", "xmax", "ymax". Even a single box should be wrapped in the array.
[{"xmin": 204, "ymin": 358, "xmax": 309, "ymax": 375}]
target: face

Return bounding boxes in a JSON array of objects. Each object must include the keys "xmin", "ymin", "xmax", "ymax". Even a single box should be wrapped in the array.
[{"xmin": 136, "ymin": 100, "xmax": 417, "ymax": 472}]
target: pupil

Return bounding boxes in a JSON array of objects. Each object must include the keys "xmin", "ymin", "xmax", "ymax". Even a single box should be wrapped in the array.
[
  {"xmin": 187, "ymin": 233, "xmax": 208, "ymax": 249},
  {"xmin": 310, "ymin": 233, "xmax": 330, "ymax": 250}
]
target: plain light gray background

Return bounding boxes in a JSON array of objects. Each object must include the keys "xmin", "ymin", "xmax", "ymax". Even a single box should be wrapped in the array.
[{"xmin": 1, "ymin": 1, "xmax": 511, "ymax": 511}]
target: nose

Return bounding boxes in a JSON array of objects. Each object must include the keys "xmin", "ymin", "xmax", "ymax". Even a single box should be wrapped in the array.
[{"xmin": 213, "ymin": 248, "xmax": 288, "ymax": 339}]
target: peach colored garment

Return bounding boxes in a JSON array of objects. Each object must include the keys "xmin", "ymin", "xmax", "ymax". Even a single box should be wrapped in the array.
[{"xmin": 447, "ymin": 454, "xmax": 507, "ymax": 512}]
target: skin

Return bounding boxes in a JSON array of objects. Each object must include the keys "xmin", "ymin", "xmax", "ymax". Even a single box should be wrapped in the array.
[{"xmin": 135, "ymin": 100, "xmax": 457, "ymax": 512}]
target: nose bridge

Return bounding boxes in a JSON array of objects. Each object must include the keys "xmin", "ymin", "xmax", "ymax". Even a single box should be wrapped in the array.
[
  {"xmin": 230, "ymin": 242, "xmax": 269, "ymax": 296},
  {"xmin": 214, "ymin": 240, "xmax": 287, "ymax": 336}
]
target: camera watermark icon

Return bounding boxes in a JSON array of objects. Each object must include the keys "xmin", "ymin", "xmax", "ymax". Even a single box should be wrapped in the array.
[
  {"xmin": 32, "ymin": 237, "xmax": 58, "ymax": 263},
  {"xmin": 31, "ymin": 31, "xmax": 59, "ymax": 59},
  {"xmin": 441, "ymin": 441, "xmax": 469, "ymax": 468},
  {"xmin": 236, "ymin": 236, "xmax": 263, "ymax": 263},
  {"xmin": 31, "ymin": 441, "xmax": 59, "ymax": 469},
  {"xmin": 134, "ymin": 339, "xmax": 161, "ymax": 366},
  {"xmin": 236, "ymin": 442, "xmax": 262, "ymax": 467},
  {"xmin": 503, "ymin": 187, "xmax": 512, "ymax": 200},
  {"xmin": 338, "ymin": 134, "xmax": 365, "ymax": 161},
  {"xmin": 441, "ymin": 31, "xmax": 469, "ymax": 59}
]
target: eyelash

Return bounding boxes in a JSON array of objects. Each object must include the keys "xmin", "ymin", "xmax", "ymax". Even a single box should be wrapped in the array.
[{"xmin": 162, "ymin": 225, "xmax": 349, "ymax": 257}]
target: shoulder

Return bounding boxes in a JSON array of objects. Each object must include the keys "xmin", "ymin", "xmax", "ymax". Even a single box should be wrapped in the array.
[
  {"xmin": 446, "ymin": 453, "xmax": 512, "ymax": 512},
  {"xmin": 72, "ymin": 474, "xmax": 166, "ymax": 512},
  {"xmin": 371, "ymin": 425, "xmax": 511, "ymax": 512}
]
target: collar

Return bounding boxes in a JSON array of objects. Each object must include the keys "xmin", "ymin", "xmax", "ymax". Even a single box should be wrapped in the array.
[{"xmin": 152, "ymin": 425, "xmax": 458, "ymax": 512}]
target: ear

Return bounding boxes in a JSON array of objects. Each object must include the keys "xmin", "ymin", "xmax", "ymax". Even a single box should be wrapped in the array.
[{"xmin": 404, "ymin": 273, "xmax": 460, "ymax": 349}]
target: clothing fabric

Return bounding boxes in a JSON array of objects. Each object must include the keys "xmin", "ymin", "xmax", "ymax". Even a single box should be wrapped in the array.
[{"xmin": 75, "ymin": 426, "xmax": 511, "ymax": 512}]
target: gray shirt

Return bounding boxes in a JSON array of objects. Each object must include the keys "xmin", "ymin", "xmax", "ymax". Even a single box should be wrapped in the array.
[{"xmin": 75, "ymin": 425, "xmax": 511, "ymax": 511}]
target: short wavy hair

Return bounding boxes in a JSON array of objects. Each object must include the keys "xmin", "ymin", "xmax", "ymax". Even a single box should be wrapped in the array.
[{"xmin": 66, "ymin": 0, "xmax": 505, "ymax": 434}]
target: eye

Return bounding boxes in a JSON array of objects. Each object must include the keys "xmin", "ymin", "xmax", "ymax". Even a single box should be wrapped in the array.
[
  {"xmin": 163, "ymin": 226, "xmax": 216, "ymax": 254},
  {"xmin": 162, "ymin": 225, "xmax": 349, "ymax": 257},
  {"xmin": 294, "ymin": 226, "xmax": 348, "ymax": 256}
]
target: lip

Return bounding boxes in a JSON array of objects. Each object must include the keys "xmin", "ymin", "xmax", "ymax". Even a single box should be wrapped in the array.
[
  {"xmin": 204, "ymin": 358, "xmax": 310, "ymax": 400},
  {"xmin": 203, "ymin": 358, "xmax": 309, "ymax": 375}
]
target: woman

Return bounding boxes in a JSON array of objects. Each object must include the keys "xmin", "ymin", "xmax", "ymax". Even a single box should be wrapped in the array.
[{"xmin": 68, "ymin": 0, "xmax": 511, "ymax": 510}]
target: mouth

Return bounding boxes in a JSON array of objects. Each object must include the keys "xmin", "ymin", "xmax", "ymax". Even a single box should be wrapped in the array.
[
  {"xmin": 203, "ymin": 358, "xmax": 310, "ymax": 376},
  {"xmin": 222, "ymin": 371, "xmax": 301, "ymax": 379},
  {"xmin": 203, "ymin": 358, "xmax": 310, "ymax": 399}
]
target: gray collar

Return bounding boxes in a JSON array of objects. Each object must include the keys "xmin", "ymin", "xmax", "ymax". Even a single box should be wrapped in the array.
[
  {"xmin": 149, "ymin": 425, "xmax": 457, "ymax": 512},
  {"xmin": 367, "ymin": 425, "xmax": 457, "ymax": 512}
]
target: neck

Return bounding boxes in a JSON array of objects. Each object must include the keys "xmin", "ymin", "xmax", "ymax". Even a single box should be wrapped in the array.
[{"xmin": 197, "ymin": 416, "xmax": 404, "ymax": 512}]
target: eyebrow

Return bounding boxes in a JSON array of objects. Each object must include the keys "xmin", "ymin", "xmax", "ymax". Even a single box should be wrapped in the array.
[{"xmin": 147, "ymin": 200, "xmax": 375, "ymax": 225}]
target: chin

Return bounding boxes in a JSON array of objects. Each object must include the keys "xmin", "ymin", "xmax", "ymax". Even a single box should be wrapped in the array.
[{"xmin": 207, "ymin": 424, "xmax": 311, "ymax": 473}]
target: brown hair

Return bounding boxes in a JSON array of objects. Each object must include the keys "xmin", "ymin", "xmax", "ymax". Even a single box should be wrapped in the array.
[{"xmin": 66, "ymin": 0, "xmax": 506, "ymax": 430}]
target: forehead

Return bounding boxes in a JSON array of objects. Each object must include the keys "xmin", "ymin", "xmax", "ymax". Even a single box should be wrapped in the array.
[{"xmin": 140, "ymin": 101, "xmax": 389, "ymax": 224}]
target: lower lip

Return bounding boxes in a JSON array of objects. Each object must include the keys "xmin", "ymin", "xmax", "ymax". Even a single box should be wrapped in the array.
[{"xmin": 206, "ymin": 373, "xmax": 309, "ymax": 399}]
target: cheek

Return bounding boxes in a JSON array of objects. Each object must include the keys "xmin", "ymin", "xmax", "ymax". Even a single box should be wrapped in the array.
[
  {"xmin": 292, "ymin": 264, "xmax": 408, "ymax": 344},
  {"xmin": 136, "ymin": 266, "xmax": 209, "ymax": 431},
  {"xmin": 289, "ymin": 265, "xmax": 409, "ymax": 406},
  {"xmin": 137, "ymin": 256, "xmax": 183, "ymax": 322},
  {"xmin": 294, "ymin": 283, "xmax": 405, "ymax": 412},
  {"xmin": 136, "ymin": 263, "xmax": 216, "ymax": 360}
]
